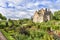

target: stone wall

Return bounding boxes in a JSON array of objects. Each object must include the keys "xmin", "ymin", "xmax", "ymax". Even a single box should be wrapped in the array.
[{"xmin": 33, "ymin": 8, "xmax": 51, "ymax": 23}]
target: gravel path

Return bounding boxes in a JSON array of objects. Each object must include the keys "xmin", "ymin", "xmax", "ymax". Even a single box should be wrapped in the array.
[{"xmin": 0, "ymin": 32, "xmax": 7, "ymax": 40}]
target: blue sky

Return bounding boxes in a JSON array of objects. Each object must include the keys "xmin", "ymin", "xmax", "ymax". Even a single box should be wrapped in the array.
[{"xmin": 0, "ymin": 0, "xmax": 60, "ymax": 19}]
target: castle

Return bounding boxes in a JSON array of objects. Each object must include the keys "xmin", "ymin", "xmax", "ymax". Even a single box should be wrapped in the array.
[{"xmin": 33, "ymin": 8, "xmax": 52, "ymax": 23}]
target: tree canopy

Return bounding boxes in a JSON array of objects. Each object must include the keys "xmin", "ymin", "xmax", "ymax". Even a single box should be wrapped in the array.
[
  {"xmin": 0, "ymin": 13, "xmax": 7, "ymax": 20},
  {"xmin": 54, "ymin": 11, "xmax": 60, "ymax": 20}
]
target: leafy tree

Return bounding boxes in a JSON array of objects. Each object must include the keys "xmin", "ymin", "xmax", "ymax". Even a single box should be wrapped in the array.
[
  {"xmin": 54, "ymin": 11, "xmax": 60, "ymax": 20},
  {"xmin": 0, "ymin": 13, "xmax": 7, "ymax": 20},
  {"xmin": 1, "ymin": 16, "xmax": 7, "ymax": 20}
]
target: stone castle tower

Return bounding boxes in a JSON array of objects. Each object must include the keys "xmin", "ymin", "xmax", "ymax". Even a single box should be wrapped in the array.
[{"xmin": 33, "ymin": 8, "xmax": 52, "ymax": 23}]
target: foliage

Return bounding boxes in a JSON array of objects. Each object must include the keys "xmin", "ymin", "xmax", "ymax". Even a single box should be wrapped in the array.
[
  {"xmin": 54, "ymin": 11, "xmax": 60, "ymax": 20},
  {"xmin": 0, "ymin": 11, "xmax": 60, "ymax": 40},
  {"xmin": 0, "ymin": 13, "xmax": 7, "ymax": 20},
  {"xmin": 1, "ymin": 29, "xmax": 15, "ymax": 40}
]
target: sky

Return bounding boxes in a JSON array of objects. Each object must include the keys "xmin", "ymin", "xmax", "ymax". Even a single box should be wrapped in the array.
[{"xmin": 0, "ymin": 0, "xmax": 60, "ymax": 19}]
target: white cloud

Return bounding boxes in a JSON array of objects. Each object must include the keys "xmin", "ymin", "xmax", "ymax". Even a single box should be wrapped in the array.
[
  {"xmin": 0, "ymin": 0, "xmax": 60, "ymax": 19},
  {"xmin": 7, "ymin": 0, "xmax": 23, "ymax": 4}
]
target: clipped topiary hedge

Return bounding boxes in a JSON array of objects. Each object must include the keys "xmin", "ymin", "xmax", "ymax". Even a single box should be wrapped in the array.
[{"xmin": 1, "ymin": 30, "xmax": 15, "ymax": 40}]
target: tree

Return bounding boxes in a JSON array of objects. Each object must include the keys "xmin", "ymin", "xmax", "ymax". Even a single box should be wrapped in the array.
[
  {"xmin": 54, "ymin": 11, "xmax": 60, "ymax": 20},
  {"xmin": 0, "ymin": 13, "xmax": 7, "ymax": 20},
  {"xmin": 1, "ymin": 16, "xmax": 7, "ymax": 20}
]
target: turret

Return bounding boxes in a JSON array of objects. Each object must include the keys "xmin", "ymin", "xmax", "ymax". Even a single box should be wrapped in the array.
[{"xmin": 45, "ymin": 8, "xmax": 48, "ymax": 12}]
